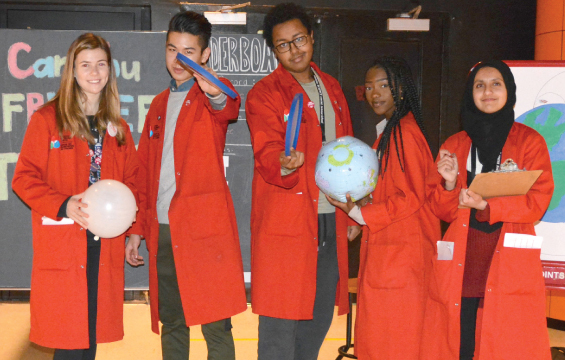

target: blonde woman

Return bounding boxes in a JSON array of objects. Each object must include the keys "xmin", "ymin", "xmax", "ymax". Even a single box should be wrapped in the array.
[{"xmin": 12, "ymin": 33, "xmax": 139, "ymax": 360}]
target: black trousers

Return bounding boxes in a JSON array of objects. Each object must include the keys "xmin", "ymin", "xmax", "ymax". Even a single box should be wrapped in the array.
[
  {"xmin": 257, "ymin": 213, "xmax": 339, "ymax": 360},
  {"xmin": 53, "ymin": 244, "xmax": 100, "ymax": 360},
  {"xmin": 460, "ymin": 297, "xmax": 481, "ymax": 360}
]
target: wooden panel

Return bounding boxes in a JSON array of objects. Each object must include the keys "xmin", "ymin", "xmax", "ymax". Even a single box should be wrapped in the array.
[
  {"xmin": 548, "ymin": 290, "xmax": 565, "ymax": 320},
  {"xmin": 536, "ymin": 31, "xmax": 563, "ymax": 59},
  {"xmin": 548, "ymin": 290, "xmax": 552, "ymax": 317},
  {"xmin": 537, "ymin": 0, "xmax": 564, "ymax": 35}
]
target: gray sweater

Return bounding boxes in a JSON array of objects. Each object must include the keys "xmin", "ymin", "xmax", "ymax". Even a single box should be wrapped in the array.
[{"xmin": 157, "ymin": 78, "xmax": 227, "ymax": 223}]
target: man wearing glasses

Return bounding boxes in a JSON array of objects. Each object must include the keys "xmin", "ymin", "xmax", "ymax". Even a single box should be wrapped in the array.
[{"xmin": 246, "ymin": 3, "xmax": 354, "ymax": 359}]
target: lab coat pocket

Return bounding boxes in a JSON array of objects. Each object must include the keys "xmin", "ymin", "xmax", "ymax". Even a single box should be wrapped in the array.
[
  {"xmin": 170, "ymin": 192, "xmax": 233, "ymax": 241},
  {"xmin": 34, "ymin": 223, "xmax": 75, "ymax": 270},
  {"xmin": 498, "ymin": 246, "xmax": 543, "ymax": 296},
  {"xmin": 365, "ymin": 241, "xmax": 410, "ymax": 289},
  {"xmin": 264, "ymin": 192, "xmax": 307, "ymax": 237}
]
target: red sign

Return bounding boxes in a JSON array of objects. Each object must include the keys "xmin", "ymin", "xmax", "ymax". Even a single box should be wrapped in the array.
[{"xmin": 542, "ymin": 261, "xmax": 565, "ymax": 290}]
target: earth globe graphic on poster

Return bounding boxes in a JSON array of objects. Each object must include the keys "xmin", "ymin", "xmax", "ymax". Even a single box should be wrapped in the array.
[{"xmin": 516, "ymin": 103, "xmax": 565, "ymax": 224}]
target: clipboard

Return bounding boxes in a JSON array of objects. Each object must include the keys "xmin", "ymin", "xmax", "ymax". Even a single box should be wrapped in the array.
[
  {"xmin": 284, "ymin": 93, "xmax": 303, "ymax": 156},
  {"xmin": 468, "ymin": 170, "xmax": 543, "ymax": 199}
]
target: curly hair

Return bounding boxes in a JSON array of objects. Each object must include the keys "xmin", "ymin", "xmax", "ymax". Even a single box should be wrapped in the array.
[
  {"xmin": 263, "ymin": 3, "xmax": 312, "ymax": 49},
  {"xmin": 369, "ymin": 56, "xmax": 430, "ymax": 173}
]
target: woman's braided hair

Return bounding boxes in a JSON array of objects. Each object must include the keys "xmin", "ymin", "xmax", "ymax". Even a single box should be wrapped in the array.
[{"xmin": 370, "ymin": 56, "xmax": 430, "ymax": 174}]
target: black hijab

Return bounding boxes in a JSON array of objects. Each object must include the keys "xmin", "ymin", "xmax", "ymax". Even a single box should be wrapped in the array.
[
  {"xmin": 462, "ymin": 60, "xmax": 516, "ymax": 233},
  {"xmin": 462, "ymin": 60, "xmax": 516, "ymax": 173}
]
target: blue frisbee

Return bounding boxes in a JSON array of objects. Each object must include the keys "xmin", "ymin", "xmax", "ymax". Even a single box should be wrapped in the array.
[
  {"xmin": 176, "ymin": 53, "xmax": 238, "ymax": 99},
  {"xmin": 285, "ymin": 93, "xmax": 304, "ymax": 156}
]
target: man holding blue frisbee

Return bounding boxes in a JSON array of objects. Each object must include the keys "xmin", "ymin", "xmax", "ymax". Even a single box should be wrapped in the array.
[
  {"xmin": 246, "ymin": 3, "xmax": 355, "ymax": 359},
  {"xmin": 126, "ymin": 11, "xmax": 246, "ymax": 360}
]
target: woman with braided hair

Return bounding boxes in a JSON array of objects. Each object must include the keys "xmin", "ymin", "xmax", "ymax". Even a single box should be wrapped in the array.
[{"xmin": 328, "ymin": 56, "xmax": 440, "ymax": 358}]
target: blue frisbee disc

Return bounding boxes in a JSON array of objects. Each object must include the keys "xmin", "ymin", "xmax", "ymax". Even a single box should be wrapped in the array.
[
  {"xmin": 176, "ymin": 53, "xmax": 238, "ymax": 99},
  {"xmin": 285, "ymin": 93, "xmax": 303, "ymax": 156}
]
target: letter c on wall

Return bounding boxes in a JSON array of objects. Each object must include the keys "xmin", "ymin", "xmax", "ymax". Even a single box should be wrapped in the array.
[{"xmin": 8, "ymin": 42, "xmax": 34, "ymax": 80}]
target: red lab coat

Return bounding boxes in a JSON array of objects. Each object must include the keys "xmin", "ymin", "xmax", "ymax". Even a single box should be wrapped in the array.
[
  {"xmin": 354, "ymin": 113, "xmax": 441, "ymax": 358},
  {"xmin": 422, "ymin": 122, "xmax": 554, "ymax": 360},
  {"xmin": 12, "ymin": 104, "xmax": 140, "ymax": 348},
  {"xmin": 135, "ymin": 79, "xmax": 247, "ymax": 333},
  {"xmin": 245, "ymin": 62, "xmax": 353, "ymax": 319}
]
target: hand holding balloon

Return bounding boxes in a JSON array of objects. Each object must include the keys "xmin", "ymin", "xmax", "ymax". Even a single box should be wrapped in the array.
[
  {"xmin": 66, "ymin": 192, "xmax": 89, "ymax": 228},
  {"xmin": 81, "ymin": 180, "xmax": 137, "ymax": 238}
]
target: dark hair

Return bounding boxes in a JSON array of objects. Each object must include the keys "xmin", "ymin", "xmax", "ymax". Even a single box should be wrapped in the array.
[
  {"xmin": 368, "ymin": 56, "xmax": 430, "ymax": 174},
  {"xmin": 263, "ymin": 3, "xmax": 312, "ymax": 49},
  {"xmin": 167, "ymin": 11, "xmax": 212, "ymax": 50}
]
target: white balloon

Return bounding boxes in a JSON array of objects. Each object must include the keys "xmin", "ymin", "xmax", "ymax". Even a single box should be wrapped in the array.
[
  {"xmin": 315, "ymin": 136, "xmax": 379, "ymax": 203},
  {"xmin": 82, "ymin": 180, "xmax": 137, "ymax": 238}
]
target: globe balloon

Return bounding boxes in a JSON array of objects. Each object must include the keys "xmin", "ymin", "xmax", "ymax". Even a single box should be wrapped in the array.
[
  {"xmin": 315, "ymin": 136, "xmax": 379, "ymax": 203},
  {"xmin": 81, "ymin": 180, "xmax": 137, "ymax": 238}
]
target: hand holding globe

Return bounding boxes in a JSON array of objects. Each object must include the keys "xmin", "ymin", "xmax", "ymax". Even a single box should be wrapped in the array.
[{"xmin": 315, "ymin": 136, "xmax": 379, "ymax": 211}]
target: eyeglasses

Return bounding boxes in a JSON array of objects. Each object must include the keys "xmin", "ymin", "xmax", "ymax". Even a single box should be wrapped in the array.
[{"xmin": 274, "ymin": 35, "xmax": 309, "ymax": 53}]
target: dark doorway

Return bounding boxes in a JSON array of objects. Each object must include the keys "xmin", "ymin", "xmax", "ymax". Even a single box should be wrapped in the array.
[
  {"xmin": 315, "ymin": 10, "xmax": 448, "ymax": 154},
  {"xmin": 311, "ymin": 9, "xmax": 449, "ymax": 277}
]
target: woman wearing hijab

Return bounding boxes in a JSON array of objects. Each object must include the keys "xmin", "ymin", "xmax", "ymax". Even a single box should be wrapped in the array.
[{"xmin": 421, "ymin": 61, "xmax": 554, "ymax": 360}]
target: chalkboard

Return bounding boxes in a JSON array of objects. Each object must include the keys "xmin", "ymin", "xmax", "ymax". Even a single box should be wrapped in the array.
[{"xmin": 0, "ymin": 29, "xmax": 277, "ymax": 288}]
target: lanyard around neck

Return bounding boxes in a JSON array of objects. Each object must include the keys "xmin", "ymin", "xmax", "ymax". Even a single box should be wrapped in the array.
[{"xmin": 312, "ymin": 73, "xmax": 326, "ymax": 142}]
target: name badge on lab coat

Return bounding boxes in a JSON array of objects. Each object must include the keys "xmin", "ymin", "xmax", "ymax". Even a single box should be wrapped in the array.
[
  {"xmin": 503, "ymin": 233, "xmax": 543, "ymax": 249},
  {"xmin": 437, "ymin": 241, "xmax": 454, "ymax": 260},
  {"xmin": 42, "ymin": 216, "xmax": 74, "ymax": 225}
]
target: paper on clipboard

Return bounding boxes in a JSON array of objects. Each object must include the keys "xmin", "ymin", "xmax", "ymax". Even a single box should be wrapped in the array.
[
  {"xmin": 42, "ymin": 216, "xmax": 74, "ymax": 225},
  {"xmin": 468, "ymin": 170, "xmax": 543, "ymax": 199}
]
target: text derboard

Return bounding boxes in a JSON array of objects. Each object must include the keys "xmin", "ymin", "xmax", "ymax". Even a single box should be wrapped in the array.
[{"xmin": 0, "ymin": 29, "xmax": 278, "ymax": 288}]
